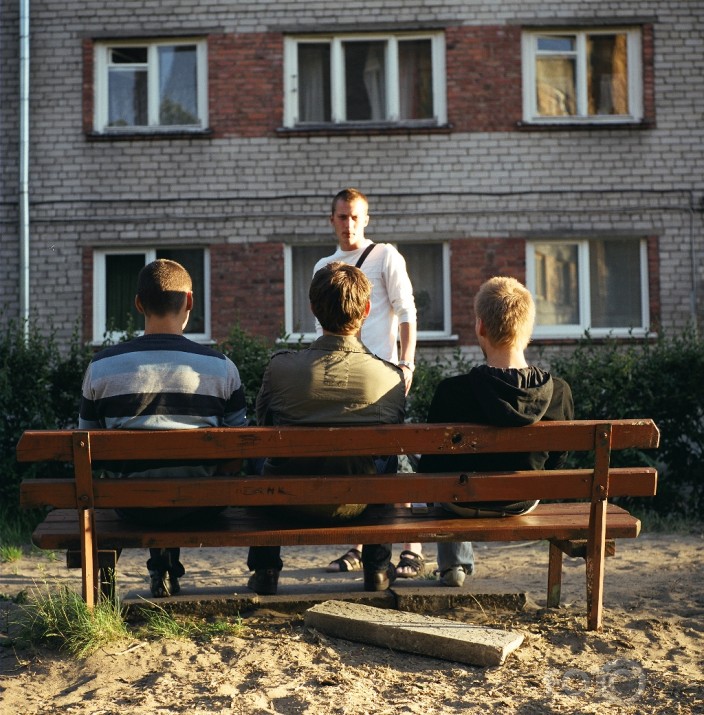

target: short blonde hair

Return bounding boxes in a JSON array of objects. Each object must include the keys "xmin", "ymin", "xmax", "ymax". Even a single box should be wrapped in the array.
[{"xmin": 474, "ymin": 276, "xmax": 535, "ymax": 349}]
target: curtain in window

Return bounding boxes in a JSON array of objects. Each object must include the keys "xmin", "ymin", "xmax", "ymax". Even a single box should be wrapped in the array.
[
  {"xmin": 298, "ymin": 44, "xmax": 330, "ymax": 122},
  {"xmin": 105, "ymin": 254, "xmax": 145, "ymax": 332},
  {"xmin": 108, "ymin": 69, "xmax": 148, "ymax": 126},
  {"xmin": 533, "ymin": 243, "xmax": 579, "ymax": 325},
  {"xmin": 587, "ymin": 34, "xmax": 628, "ymax": 115},
  {"xmin": 158, "ymin": 46, "xmax": 198, "ymax": 125},
  {"xmin": 589, "ymin": 240, "xmax": 641, "ymax": 327},
  {"xmin": 399, "ymin": 40, "xmax": 433, "ymax": 120}
]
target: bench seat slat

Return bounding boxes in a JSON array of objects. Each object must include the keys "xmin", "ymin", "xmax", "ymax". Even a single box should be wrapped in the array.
[
  {"xmin": 19, "ymin": 467, "xmax": 657, "ymax": 509},
  {"xmin": 31, "ymin": 504, "xmax": 640, "ymax": 551},
  {"xmin": 16, "ymin": 420, "xmax": 660, "ymax": 463}
]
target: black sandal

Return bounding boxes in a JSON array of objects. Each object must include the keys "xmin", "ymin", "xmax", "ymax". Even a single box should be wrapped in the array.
[
  {"xmin": 395, "ymin": 550, "xmax": 425, "ymax": 579},
  {"xmin": 326, "ymin": 548, "xmax": 363, "ymax": 573}
]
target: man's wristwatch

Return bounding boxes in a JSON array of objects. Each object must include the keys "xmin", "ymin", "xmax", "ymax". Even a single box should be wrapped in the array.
[{"xmin": 397, "ymin": 360, "xmax": 415, "ymax": 372}]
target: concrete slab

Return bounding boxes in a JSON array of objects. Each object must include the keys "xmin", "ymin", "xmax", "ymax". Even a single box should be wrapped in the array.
[{"xmin": 304, "ymin": 600, "xmax": 524, "ymax": 667}]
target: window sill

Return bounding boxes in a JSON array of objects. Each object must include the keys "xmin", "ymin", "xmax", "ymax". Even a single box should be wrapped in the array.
[
  {"xmin": 277, "ymin": 123, "xmax": 453, "ymax": 137},
  {"xmin": 86, "ymin": 128, "xmax": 213, "ymax": 141},
  {"xmin": 516, "ymin": 119, "xmax": 654, "ymax": 131}
]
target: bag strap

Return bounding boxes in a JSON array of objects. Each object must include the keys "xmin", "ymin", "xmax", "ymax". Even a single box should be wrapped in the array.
[{"xmin": 355, "ymin": 243, "xmax": 376, "ymax": 269}]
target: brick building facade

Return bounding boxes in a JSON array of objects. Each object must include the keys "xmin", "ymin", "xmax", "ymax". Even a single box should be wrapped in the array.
[{"xmin": 1, "ymin": 1, "xmax": 702, "ymax": 361}]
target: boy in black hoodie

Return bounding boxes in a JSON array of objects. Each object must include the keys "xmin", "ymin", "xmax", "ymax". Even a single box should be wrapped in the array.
[{"xmin": 418, "ymin": 276, "xmax": 574, "ymax": 587}]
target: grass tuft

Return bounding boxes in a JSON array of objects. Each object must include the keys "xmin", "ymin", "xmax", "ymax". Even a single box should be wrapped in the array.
[
  {"xmin": 0, "ymin": 544, "xmax": 23, "ymax": 563},
  {"xmin": 16, "ymin": 583, "xmax": 130, "ymax": 658},
  {"xmin": 137, "ymin": 602, "xmax": 243, "ymax": 641}
]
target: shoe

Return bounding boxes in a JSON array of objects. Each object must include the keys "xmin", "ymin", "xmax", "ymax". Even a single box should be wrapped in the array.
[
  {"xmin": 247, "ymin": 569, "xmax": 280, "ymax": 595},
  {"xmin": 395, "ymin": 550, "xmax": 425, "ymax": 579},
  {"xmin": 438, "ymin": 566, "xmax": 468, "ymax": 588},
  {"xmin": 363, "ymin": 564, "xmax": 396, "ymax": 592},
  {"xmin": 326, "ymin": 548, "xmax": 363, "ymax": 573},
  {"xmin": 149, "ymin": 569, "xmax": 179, "ymax": 598}
]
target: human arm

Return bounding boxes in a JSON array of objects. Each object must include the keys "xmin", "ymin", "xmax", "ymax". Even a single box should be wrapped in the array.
[{"xmin": 397, "ymin": 320, "xmax": 417, "ymax": 395}]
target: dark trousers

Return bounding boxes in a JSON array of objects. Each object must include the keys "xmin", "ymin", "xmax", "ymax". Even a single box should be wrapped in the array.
[
  {"xmin": 116, "ymin": 506, "xmax": 225, "ymax": 576},
  {"xmin": 247, "ymin": 543, "xmax": 392, "ymax": 573}
]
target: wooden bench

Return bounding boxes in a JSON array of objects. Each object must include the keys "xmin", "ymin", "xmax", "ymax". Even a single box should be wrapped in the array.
[{"xmin": 18, "ymin": 419, "xmax": 659, "ymax": 631}]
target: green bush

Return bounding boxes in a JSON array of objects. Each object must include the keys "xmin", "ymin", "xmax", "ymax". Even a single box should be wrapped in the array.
[
  {"xmin": 0, "ymin": 319, "xmax": 91, "ymax": 507},
  {"xmin": 406, "ymin": 349, "xmax": 476, "ymax": 423},
  {"xmin": 550, "ymin": 329, "xmax": 704, "ymax": 518},
  {"xmin": 217, "ymin": 324, "xmax": 304, "ymax": 420}
]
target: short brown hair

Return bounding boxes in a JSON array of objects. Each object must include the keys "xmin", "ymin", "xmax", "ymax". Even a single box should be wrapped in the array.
[
  {"xmin": 330, "ymin": 187, "xmax": 369, "ymax": 215},
  {"xmin": 309, "ymin": 262, "xmax": 371, "ymax": 334},
  {"xmin": 474, "ymin": 276, "xmax": 536, "ymax": 349},
  {"xmin": 137, "ymin": 259, "xmax": 192, "ymax": 316}
]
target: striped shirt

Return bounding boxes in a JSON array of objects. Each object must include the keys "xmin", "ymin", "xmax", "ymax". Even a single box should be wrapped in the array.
[{"xmin": 79, "ymin": 334, "xmax": 246, "ymax": 431}]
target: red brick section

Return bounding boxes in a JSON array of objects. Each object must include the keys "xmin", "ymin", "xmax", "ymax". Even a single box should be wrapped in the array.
[
  {"xmin": 82, "ymin": 247, "xmax": 93, "ymax": 341},
  {"xmin": 210, "ymin": 242, "xmax": 284, "ymax": 342},
  {"xmin": 446, "ymin": 25, "xmax": 523, "ymax": 132},
  {"xmin": 208, "ymin": 33, "xmax": 283, "ymax": 137},
  {"xmin": 646, "ymin": 235, "xmax": 661, "ymax": 329},
  {"xmin": 642, "ymin": 25, "xmax": 656, "ymax": 124},
  {"xmin": 82, "ymin": 39, "xmax": 94, "ymax": 133},
  {"xmin": 449, "ymin": 237, "xmax": 527, "ymax": 344}
]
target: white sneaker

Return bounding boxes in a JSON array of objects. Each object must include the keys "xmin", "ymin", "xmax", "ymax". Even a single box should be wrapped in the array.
[{"xmin": 439, "ymin": 566, "xmax": 467, "ymax": 587}]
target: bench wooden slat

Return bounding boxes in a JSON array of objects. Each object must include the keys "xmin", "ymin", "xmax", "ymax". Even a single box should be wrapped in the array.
[
  {"xmin": 30, "ymin": 503, "xmax": 640, "ymax": 551},
  {"xmin": 16, "ymin": 420, "xmax": 660, "ymax": 463},
  {"xmin": 19, "ymin": 467, "xmax": 658, "ymax": 509}
]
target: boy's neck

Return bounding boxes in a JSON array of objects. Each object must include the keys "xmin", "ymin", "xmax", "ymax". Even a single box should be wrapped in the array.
[{"xmin": 483, "ymin": 344, "xmax": 529, "ymax": 370}]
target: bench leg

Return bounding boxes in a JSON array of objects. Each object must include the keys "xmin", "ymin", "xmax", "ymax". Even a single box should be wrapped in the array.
[
  {"xmin": 586, "ymin": 500, "xmax": 608, "ymax": 631},
  {"xmin": 547, "ymin": 541, "xmax": 563, "ymax": 608},
  {"xmin": 80, "ymin": 508, "xmax": 99, "ymax": 609}
]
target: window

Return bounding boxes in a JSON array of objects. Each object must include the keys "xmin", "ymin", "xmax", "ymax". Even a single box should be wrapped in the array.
[
  {"xmin": 93, "ymin": 39, "xmax": 208, "ymax": 133},
  {"xmin": 283, "ymin": 32, "xmax": 446, "ymax": 127},
  {"xmin": 92, "ymin": 248, "xmax": 209, "ymax": 343},
  {"xmin": 522, "ymin": 28, "xmax": 642, "ymax": 123},
  {"xmin": 285, "ymin": 242, "xmax": 451, "ymax": 340},
  {"xmin": 526, "ymin": 238, "xmax": 649, "ymax": 338}
]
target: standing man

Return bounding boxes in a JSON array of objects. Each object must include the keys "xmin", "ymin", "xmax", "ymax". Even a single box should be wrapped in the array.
[
  {"xmin": 247, "ymin": 262, "xmax": 406, "ymax": 595},
  {"xmin": 419, "ymin": 277, "xmax": 574, "ymax": 587},
  {"xmin": 312, "ymin": 188, "xmax": 424, "ymax": 578},
  {"xmin": 79, "ymin": 259, "xmax": 247, "ymax": 598}
]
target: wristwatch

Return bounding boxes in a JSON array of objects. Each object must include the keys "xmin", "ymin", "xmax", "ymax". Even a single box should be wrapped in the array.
[{"xmin": 397, "ymin": 360, "xmax": 415, "ymax": 372}]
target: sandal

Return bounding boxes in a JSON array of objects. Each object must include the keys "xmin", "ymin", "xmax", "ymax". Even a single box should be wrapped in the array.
[
  {"xmin": 395, "ymin": 550, "xmax": 425, "ymax": 579},
  {"xmin": 326, "ymin": 548, "xmax": 363, "ymax": 573}
]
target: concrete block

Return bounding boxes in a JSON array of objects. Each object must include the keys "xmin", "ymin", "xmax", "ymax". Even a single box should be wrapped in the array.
[{"xmin": 305, "ymin": 600, "xmax": 523, "ymax": 667}]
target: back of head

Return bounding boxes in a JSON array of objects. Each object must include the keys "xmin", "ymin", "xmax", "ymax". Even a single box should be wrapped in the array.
[
  {"xmin": 137, "ymin": 259, "xmax": 192, "ymax": 316},
  {"xmin": 474, "ymin": 276, "xmax": 536, "ymax": 349},
  {"xmin": 331, "ymin": 187, "xmax": 368, "ymax": 215},
  {"xmin": 309, "ymin": 262, "xmax": 371, "ymax": 334}
]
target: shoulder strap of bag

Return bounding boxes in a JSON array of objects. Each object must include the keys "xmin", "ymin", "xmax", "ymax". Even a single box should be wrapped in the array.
[{"xmin": 355, "ymin": 243, "xmax": 376, "ymax": 269}]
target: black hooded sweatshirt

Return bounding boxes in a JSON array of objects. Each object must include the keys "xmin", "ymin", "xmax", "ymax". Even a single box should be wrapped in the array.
[{"xmin": 418, "ymin": 364, "xmax": 574, "ymax": 482}]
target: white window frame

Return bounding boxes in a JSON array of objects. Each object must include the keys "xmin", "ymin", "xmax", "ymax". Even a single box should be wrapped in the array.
[
  {"xmin": 283, "ymin": 242, "xmax": 452, "ymax": 342},
  {"xmin": 92, "ymin": 248, "xmax": 211, "ymax": 344},
  {"xmin": 93, "ymin": 38, "xmax": 208, "ymax": 133},
  {"xmin": 522, "ymin": 27, "xmax": 643, "ymax": 124},
  {"xmin": 526, "ymin": 238, "xmax": 649, "ymax": 339},
  {"xmin": 283, "ymin": 32, "xmax": 447, "ymax": 127}
]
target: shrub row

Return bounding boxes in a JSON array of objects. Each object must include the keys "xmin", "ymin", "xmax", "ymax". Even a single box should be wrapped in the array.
[{"xmin": 1, "ymin": 320, "xmax": 702, "ymax": 518}]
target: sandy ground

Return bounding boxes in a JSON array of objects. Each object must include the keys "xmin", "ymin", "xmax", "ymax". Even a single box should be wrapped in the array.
[{"xmin": 1, "ymin": 533, "xmax": 703, "ymax": 714}]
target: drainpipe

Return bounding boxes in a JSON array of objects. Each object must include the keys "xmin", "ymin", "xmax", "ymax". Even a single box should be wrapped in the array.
[{"xmin": 19, "ymin": 0, "xmax": 30, "ymax": 335}]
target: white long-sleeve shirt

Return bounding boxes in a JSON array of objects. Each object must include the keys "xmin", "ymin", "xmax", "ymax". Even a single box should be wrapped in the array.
[{"xmin": 312, "ymin": 239, "xmax": 417, "ymax": 363}]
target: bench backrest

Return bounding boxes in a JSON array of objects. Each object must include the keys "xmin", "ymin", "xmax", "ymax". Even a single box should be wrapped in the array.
[{"xmin": 18, "ymin": 420, "xmax": 659, "ymax": 510}]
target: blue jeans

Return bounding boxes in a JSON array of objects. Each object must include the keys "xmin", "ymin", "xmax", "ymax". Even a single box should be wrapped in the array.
[{"xmin": 437, "ymin": 542, "xmax": 475, "ymax": 573}]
